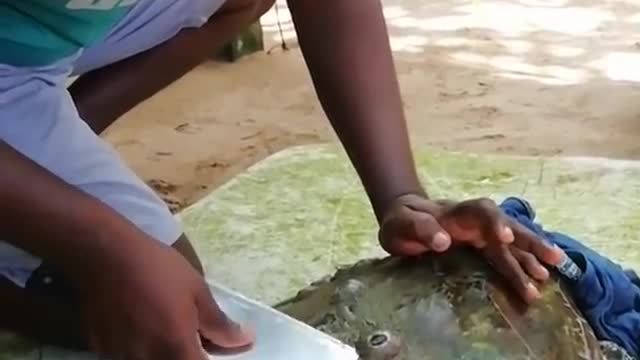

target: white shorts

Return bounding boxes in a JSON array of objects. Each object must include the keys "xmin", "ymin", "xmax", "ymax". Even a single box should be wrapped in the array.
[{"xmin": 0, "ymin": 0, "xmax": 226, "ymax": 287}]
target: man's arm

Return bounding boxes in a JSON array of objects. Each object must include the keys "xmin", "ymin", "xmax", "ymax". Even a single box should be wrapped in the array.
[
  {"xmin": 69, "ymin": 0, "xmax": 272, "ymax": 134},
  {"xmin": 288, "ymin": 0, "xmax": 424, "ymax": 221},
  {"xmin": 0, "ymin": 141, "xmax": 252, "ymax": 356},
  {"xmin": 288, "ymin": 0, "xmax": 565, "ymax": 304}
]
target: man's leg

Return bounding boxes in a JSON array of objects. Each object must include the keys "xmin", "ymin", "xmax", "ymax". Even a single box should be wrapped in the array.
[{"xmin": 69, "ymin": 0, "xmax": 276, "ymax": 134}]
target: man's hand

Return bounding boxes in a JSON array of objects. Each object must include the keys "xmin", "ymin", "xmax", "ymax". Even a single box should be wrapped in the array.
[
  {"xmin": 77, "ymin": 239, "xmax": 253, "ymax": 360},
  {"xmin": 379, "ymin": 194, "xmax": 564, "ymax": 303},
  {"xmin": 0, "ymin": 141, "xmax": 253, "ymax": 359}
]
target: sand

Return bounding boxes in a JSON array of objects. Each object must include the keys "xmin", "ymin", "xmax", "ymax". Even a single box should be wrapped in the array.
[{"xmin": 102, "ymin": 0, "xmax": 640, "ymax": 211}]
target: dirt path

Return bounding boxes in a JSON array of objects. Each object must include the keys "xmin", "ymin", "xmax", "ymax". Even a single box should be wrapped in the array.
[{"xmin": 103, "ymin": 0, "xmax": 640, "ymax": 210}]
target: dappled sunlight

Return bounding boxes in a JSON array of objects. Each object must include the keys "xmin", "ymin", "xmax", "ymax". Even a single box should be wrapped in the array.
[
  {"xmin": 498, "ymin": 40, "xmax": 533, "ymax": 54},
  {"xmin": 497, "ymin": 72, "xmax": 579, "ymax": 85},
  {"xmin": 450, "ymin": 51, "xmax": 589, "ymax": 85},
  {"xmin": 517, "ymin": 0, "xmax": 571, "ymax": 6},
  {"xmin": 603, "ymin": 52, "xmax": 640, "ymax": 82},
  {"xmin": 546, "ymin": 44, "xmax": 585, "ymax": 58},
  {"xmin": 431, "ymin": 37, "xmax": 475, "ymax": 47},
  {"xmin": 389, "ymin": 15, "xmax": 470, "ymax": 32},
  {"xmin": 387, "ymin": 2, "xmax": 612, "ymax": 36},
  {"xmin": 543, "ymin": 64, "xmax": 589, "ymax": 83},
  {"xmin": 390, "ymin": 35, "xmax": 429, "ymax": 53},
  {"xmin": 455, "ymin": 3, "xmax": 613, "ymax": 35},
  {"xmin": 382, "ymin": 5, "xmax": 411, "ymax": 19},
  {"xmin": 259, "ymin": 0, "xmax": 640, "ymax": 85},
  {"xmin": 625, "ymin": 12, "xmax": 640, "ymax": 22},
  {"xmin": 260, "ymin": 2, "xmax": 291, "ymax": 28},
  {"xmin": 260, "ymin": 1, "xmax": 297, "ymax": 45}
]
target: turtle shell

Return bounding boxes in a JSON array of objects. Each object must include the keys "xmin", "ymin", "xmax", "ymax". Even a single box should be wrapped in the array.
[{"xmin": 275, "ymin": 248, "xmax": 605, "ymax": 360}]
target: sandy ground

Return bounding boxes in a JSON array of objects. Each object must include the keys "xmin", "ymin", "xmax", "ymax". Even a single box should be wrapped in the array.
[{"xmin": 103, "ymin": 0, "xmax": 640, "ymax": 211}]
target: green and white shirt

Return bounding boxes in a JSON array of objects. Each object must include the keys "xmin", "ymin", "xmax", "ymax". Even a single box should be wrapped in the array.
[{"xmin": 0, "ymin": 0, "xmax": 138, "ymax": 66}]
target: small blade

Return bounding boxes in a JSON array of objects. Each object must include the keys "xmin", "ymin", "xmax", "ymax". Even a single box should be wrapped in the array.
[{"xmin": 207, "ymin": 281, "xmax": 358, "ymax": 360}]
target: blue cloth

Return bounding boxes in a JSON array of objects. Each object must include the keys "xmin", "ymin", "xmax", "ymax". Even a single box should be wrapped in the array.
[{"xmin": 499, "ymin": 197, "xmax": 640, "ymax": 358}]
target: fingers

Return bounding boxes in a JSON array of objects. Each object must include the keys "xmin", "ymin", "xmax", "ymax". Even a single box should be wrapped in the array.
[
  {"xmin": 509, "ymin": 220, "xmax": 564, "ymax": 266},
  {"xmin": 511, "ymin": 247, "xmax": 549, "ymax": 281},
  {"xmin": 498, "ymin": 225, "xmax": 515, "ymax": 244},
  {"xmin": 440, "ymin": 198, "xmax": 514, "ymax": 248},
  {"xmin": 380, "ymin": 204, "xmax": 452, "ymax": 256},
  {"xmin": 196, "ymin": 289, "xmax": 254, "ymax": 350},
  {"xmin": 382, "ymin": 194, "xmax": 565, "ymax": 305},
  {"xmin": 484, "ymin": 245, "xmax": 541, "ymax": 303},
  {"xmin": 409, "ymin": 211, "xmax": 452, "ymax": 252},
  {"xmin": 182, "ymin": 333, "xmax": 212, "ymax": 360},
  {"xmin": 161, "ymin": 332, "xmax": 210, "ymax": 360},
  {"xmin": 476, "ymin": 198, "xmax": 514, "ymax": 245},
  {"xmin": 130, "ymin": 304, "xmax": 224, "ymax": 360}
]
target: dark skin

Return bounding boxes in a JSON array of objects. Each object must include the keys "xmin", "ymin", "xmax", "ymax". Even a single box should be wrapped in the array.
[
  {"xmin": 1, "ymin": 0, "xmax": 563, "ymax": 359},
  {"xmin": 69, "ymin": 0, "xmax": 275, "ymax": 134}
]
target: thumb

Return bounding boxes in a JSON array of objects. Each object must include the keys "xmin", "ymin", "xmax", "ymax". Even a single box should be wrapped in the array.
[
  {"xmin": 410, "ymin": 210, "xmax": 452, "ymax": 252},
  {"xmin": 381, "ymin": 206, "xmax": 452, "ymax": 255},
  {"xmin": 196, "ymin": 290, "xmax": 254, "ymax": 351}
]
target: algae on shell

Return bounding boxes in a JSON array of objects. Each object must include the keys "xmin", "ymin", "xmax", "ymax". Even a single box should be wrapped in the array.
[{"xmin": 276, "ymin": 248, "xmax": 605, "ymax": 360}]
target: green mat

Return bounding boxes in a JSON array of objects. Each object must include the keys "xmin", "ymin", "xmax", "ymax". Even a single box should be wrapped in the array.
[
  {"xmin": 182, "ymin": 144, "xmax": 640, "ymax": 305},
  {"xmin": 2, "ymin": 144, "xmax": 639, "ymax": 359}
]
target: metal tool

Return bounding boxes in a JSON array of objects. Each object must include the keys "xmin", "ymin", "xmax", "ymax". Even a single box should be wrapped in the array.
[{"xmin": 207, "ymin": 281, "xmax": 359, "ymax": 360}]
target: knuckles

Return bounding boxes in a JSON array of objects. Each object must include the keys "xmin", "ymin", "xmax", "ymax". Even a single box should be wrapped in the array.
[
  {"xmin": 519, "ymin": 252, "xmax": 538, "ymax": 264},
  {"xmin": 465, "ymin": 197, "xmax": 499, "ymax": 215}
]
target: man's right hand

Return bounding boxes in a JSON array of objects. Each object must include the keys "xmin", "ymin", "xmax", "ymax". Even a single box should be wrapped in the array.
[
  {"xmin": 77, "ymin": 239, "xmax": 253, "ymax": 360},
  {"xmin": 0, "ymin": 142, "xmax": 253, "ymax": 359}
]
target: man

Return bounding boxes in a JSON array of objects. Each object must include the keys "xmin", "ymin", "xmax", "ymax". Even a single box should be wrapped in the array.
[{"xmin": 0, "ymin": 0, "xmax": 563, "ymax": 359}]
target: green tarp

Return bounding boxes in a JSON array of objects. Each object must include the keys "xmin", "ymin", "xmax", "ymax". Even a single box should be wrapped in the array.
[
  {"xmin": 2, "ymin": 145, "xmax": 639, "ymax": 359},
  {"xmin": 181, "ymin": 145, "xmax": 640, "ymax": 304}
]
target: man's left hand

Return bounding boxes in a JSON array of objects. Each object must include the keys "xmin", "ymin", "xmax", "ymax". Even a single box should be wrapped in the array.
[{"xmin": 378, "ymin": 194, "xmax": 564, "ymax": 303}]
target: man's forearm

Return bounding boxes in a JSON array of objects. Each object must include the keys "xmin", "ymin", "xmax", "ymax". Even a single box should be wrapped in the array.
[
  {"xmin": 0, "ymin": 141, "xmax": 147, "ymax": 280},
  {"xmin": 288, "ymin": 0, "xmax": 424, "ymax": 221}
]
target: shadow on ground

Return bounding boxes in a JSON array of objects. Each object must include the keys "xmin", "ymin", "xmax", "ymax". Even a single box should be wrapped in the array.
[
  {"xmin": 257, "ymin": 0, "xmax": 640, "ymax": 159},
  {"xmin": 263, "ymin": 0, "xmax": 640, "ymax": 85}
]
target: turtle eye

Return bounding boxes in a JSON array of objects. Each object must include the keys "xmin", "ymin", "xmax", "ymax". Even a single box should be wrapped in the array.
[
  {"xmin": 369, "ymin": 332, "xmax": 389, "ymax": 347},
  {"xmin": 357, "ymin": 331, "xmax": 404, "ymax": 360}
]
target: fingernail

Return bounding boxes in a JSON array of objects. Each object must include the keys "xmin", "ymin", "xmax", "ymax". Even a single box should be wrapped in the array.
[
  {"xmin": 242, "ymin": 325, "xmax": 256, "ymax": 340},
  {"xmin": 431, "ymin": 232, "xmax": 451, "ymax": 252},
  {"xmin": 527, "ymin": 282, "xmax": 541, "ymax": 299},
  {"xmin": 502, "ymin": 226, "xmax": 515, "ymax": 243},
  {"xmin": 538, "ymin": 266, "xmax": 550, "ymax": 280},
  {"xmin": 551, "ymin": 244, "xmax": 565, "ymax": 263},
  {"xmin": 541, "ymin": 266, "xmax": 550, "ymax": 278}
]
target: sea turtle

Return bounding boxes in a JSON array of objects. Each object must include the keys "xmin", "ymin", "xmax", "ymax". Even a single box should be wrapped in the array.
[{"xmin": 275, "ymin": 247, "xmax": 609, "ymax": 360}]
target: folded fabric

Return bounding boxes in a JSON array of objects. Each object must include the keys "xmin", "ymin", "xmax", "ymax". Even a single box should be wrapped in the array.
[{"xmin": 500, "ymin": 197, "xmax": 640, "ymax": 359}]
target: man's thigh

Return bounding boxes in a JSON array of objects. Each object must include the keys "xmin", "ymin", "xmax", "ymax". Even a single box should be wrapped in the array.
[
  {"xmin": 72, "ymin": 0, "xmax": 227, "ymax": 76},
  {"xmin": 0, "ymin": 59, "xmax": 182, "ymax": 287}
]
